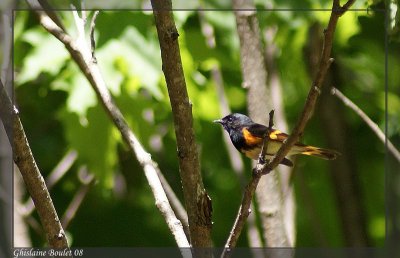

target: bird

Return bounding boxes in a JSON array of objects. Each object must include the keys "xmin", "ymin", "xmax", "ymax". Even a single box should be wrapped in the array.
[{"xmin": 214, "ymin": 113, "xmax": 340, "ymax": 167}]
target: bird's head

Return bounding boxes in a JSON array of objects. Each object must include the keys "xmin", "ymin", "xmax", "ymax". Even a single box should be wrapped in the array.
[{"xmin": 213, "ymin": 113, "xmax": 253, "ymax": 133}]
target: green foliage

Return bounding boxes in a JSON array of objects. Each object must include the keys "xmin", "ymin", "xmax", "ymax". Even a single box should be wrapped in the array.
[
  {"xmin": 13, "ymin": 4, "xmax": 393, "ymax": 247},
  {"xmin": 16, "ymin": 28, "xmax": 69, "ymax": 85}
]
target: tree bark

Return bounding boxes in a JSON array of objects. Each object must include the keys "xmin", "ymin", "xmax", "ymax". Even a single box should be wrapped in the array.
[
  {"xmin": 232, "ymin": 0, "xmax": 290, "ymax": 247},
  {"xmin": 151, "ymin": 0, "xmax": 212, "ymax": 248},
  {"xmin": 0, "ymin": 80, "xmax": 69, "ymax": 249}
]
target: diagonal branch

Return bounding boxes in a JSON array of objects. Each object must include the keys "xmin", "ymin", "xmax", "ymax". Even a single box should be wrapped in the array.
[
  {"xmin": 28, "ymin": 5, "xmax": 190, "ymax": 248},
  {"xmin": 23, "ymin": 149, "xmax": 78, "ymax": 216},
  {"xmin": 222, "ymin": 0, "xmax": 356, "ymax": 253},
  {"xmin": 263, "ymin": 0, "xmax": 356, "ymax": 173},
  {"xmin": 331, "ymin": 87, "xmax": 400, "ymax": 163},
  {"xmin": 0, "ymin": 80, "xmax": 69, "ymax": 249},
  {"xmin": 61, "ymin": 168, "xmax": 95, "ymax": 229},
  {"xmin": 221, "ymin": 111, "xmax": 275, "ymax": 258}
]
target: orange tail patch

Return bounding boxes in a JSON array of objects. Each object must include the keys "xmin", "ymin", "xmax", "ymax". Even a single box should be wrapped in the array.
[{"xmin": 301, "ymin": 146, "xmax": 340, "ymax": 160}]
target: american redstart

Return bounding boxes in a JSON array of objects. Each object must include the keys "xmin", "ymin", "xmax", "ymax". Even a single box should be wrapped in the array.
[{"xmin": 214, "ymin": 113, "xmax": 340, "ymax": 167}]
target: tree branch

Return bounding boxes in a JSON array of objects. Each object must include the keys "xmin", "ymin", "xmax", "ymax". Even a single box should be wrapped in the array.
[
  {"xmin": 61, "ymin": 168, "xmax": 94, "ymax": 230},
  {"xmin": 222, "ymin": 0, "xmax": 356, "ymax": 252},
  {"xmin": 263, "ymin": 0, "xmax": 356, "ymax": 173},
  {"xmin": 331, "ymin": 87, "xmax": 400, "ymax": 163},
  {"xmin": 24, "ymin": 150, "xmax": 78, "ymax": 216},
  {"xmin": 230, "ymin": 0, "xmax": 291, "ymax": 251},
  {"xmin": 263, "ymin": 26, "xmax": 296, "ymax": 246},
  {"xmin": 0, "ymin": 80, "xmax": 69, "ymax": 249},
  {"xmin": 155, "ymin": 169, "xmax": 190, "ymax": 236},
  {"xmin": 258, "ymin": 110, "xmax": 274, "ymax": 165},
  {"xmin": 29, "ymin": 5, "xmax": 190, "ymax": 248},
  {"xmin": 151, "ymin": 0, "xmax": 213, "ymax": 248},
  {"xmin": 221, "ymin": 111, "xmax": 275, "ymax": 258},
  {"xmin": 198, "ymin": 10, "xmax": 264, "ymax": 250},
  {"xmin": 89, "ymin": 10, "xmax": 99, "ymax": 61},
  {"xmin": 37, "ymin": 0, "xmax": 66, "ymax": 31}
]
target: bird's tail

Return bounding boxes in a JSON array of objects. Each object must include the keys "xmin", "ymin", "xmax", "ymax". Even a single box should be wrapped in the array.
[{"xmin": 293, "ymin": 145, "xmax": 340, "ymax": 160}]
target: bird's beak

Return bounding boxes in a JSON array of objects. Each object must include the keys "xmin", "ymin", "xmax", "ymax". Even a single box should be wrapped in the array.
[{"xmin": 213, "ymin": 119, "xmax": 223, "ymax": 124}]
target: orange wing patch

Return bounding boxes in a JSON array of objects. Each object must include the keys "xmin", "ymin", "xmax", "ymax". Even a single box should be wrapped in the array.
[{"xmin": 242, "ymin": 128, "xmax": 263, "ymax": 146}]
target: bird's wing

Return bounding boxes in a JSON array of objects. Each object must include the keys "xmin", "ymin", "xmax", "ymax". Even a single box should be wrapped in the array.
[
  {"xmin": 247, "ymin": 123, "xmax": 290, "ymax": 143},
  {"xmin": 246, "ymin": 123, "xmax": 269, "ymax": 138},
  {"xmin": 244, "ymin": 124, "xmax": 295, "ymax": 167}
]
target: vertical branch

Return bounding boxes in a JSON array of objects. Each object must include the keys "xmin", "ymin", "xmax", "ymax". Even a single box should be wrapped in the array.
[
  {"xmin": 232, "ymin": 0, "xmax": 290, "ymax": 249},
  {"xmin": 1, "ymin": 9, "xmax": 15, "ymax": 255},
  {"xmin": 89, "ymin": 10, "xmax": 99, "ymax": 61},
  {"xmin": 198, "ymin": 10, "xmax": 264, "ymax": 250},
  {"xmin": 0, "ymin": 80, "xmax": 69, "ymax": 249},
  {"xmin": 232, "ymin": 0, "xmax": 271, "ymax": 120},
  {"xmin": 263, "ymin": 26, "xmax": 296, "ymax": 245},
  {"xmin": 151, "ymin": 0, "xmax": 212, "ymax": 247}
]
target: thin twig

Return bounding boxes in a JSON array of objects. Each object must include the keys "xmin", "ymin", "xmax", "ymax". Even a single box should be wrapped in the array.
[
  {"xmin": 70, "ymin": 4, "xmax": 85, "ymax": 43},
  {"xmin": 221, "ymin": 111, "xmax": 275, "ymax": 258},
  {"xmin": 24, "ymin": 149, "xmax": 78, "ymax": 215},
  {"xmin": 331, "ymin": 87, "xmax": 400, "ymax": 163},
  {"xmin": 155, "ymin": 169, "xmax": 190, "ymax": 237},
  {"xmin": 37, "ymin": 0, "xmax": 66, "ymax": 31},
  {"xmin": 258, "ymin": 110, "xmax": 274, "ymax": 165},
  {"xmin": 46, "ymin": 150, "xmax": 78, "ymax": 189},
  {"xmin": 29, "ymin": 5, "xmax": 190, "ymax": 248},
  {"xmin": 61, "ymin": 168, "xmax": 95, "ymax": 229},
  {"xmin": 80, "ymin": 0, "xmax": 87, "ymax": 25},
  {"xmin": 89, "ymin": 10, "xmax": 99, "ymax": 62}
]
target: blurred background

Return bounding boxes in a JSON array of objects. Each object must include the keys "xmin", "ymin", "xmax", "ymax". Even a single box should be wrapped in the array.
[{"xmin": 1, "ymin": 0, "xmax": 398, "ymax": 249}]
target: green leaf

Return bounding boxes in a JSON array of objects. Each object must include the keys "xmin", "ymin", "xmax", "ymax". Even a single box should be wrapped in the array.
[
  {"xmin": 16, "ymin": 28, "xmax": 69, "ymax": 85},
  {"xmin": 51, "ymin": 63, "xmax": 97, "ymax": 117},
  {"xmin": 95, "ymin": 26, "xmax": 163, "ymax": 99}
]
